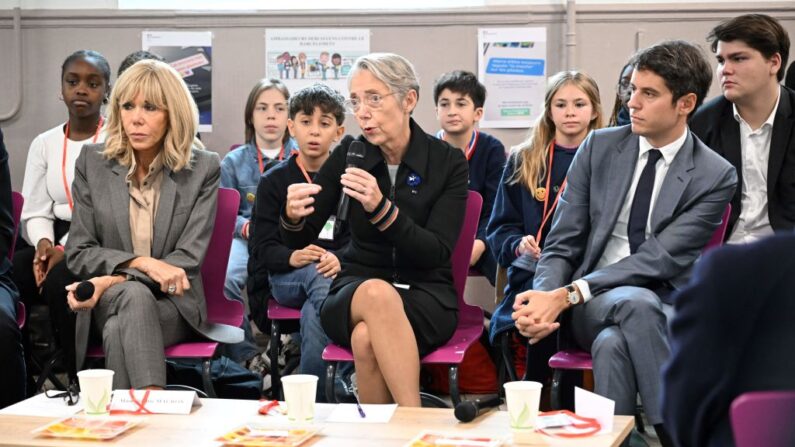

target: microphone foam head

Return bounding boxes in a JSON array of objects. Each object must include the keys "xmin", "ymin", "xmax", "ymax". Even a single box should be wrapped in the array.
[
  {"xmin": 346, "ymin": 141, "xmax": 367, "ymax": 167},
  {"xmin": 75, "ymin": 281, "xmax": 95, "ymax": 302},
  {"xmin": 453, "ymin": 401, "xmax": 478, "ymax": 423}
]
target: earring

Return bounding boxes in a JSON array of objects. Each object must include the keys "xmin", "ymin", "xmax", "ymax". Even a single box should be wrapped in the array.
[{"xmin": 103, "ymin": 96, "xmax": 109, "ymax": 105}]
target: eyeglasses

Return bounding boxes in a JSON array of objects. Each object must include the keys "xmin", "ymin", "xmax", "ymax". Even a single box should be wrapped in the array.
[
  {"xmin": 45, "ymin": 384, "xmax": 80, "ymax": 406},
  {"xmin": 344, "ymin": 92, "xmax": 398, "ymax": 113}
]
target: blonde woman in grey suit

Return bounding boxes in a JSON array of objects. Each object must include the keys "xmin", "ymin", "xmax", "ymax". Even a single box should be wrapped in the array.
[{"xmin": 65, "ymin": 60, "xmax": 220, "ymax": 389}]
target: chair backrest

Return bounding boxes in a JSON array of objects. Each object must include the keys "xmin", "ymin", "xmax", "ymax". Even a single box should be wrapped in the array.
[
  {"xmin": 452, "ymin": 191, "xmax": 483, "ymax": 326},
  {"xmin": 731, "ymin": 391, "xmax": 795, "ymax": 447},
  {"xmin": 201, "ymin": 188, "xmax": 243, "ymax": 327},
  {"xmin": 703, "ymin": 203, "xmax": 731, "ymax": 253},
  {"xmin": 8, "ymin": 191, "xmax": 23, "ymax": 260}
]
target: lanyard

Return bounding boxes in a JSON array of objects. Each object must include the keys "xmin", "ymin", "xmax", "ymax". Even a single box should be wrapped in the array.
[
  {"xmin": 535, "ymin": 141, "xmax": 568, "ymax": 242},
  {"xmin": 439, "ymin": 129, "xmax": 479, "ymax": 161},
  {"xmin": 62, "ymin": 116, "xmax": 103, "ymax": 210},
  {"xmin": 109, "ymin": 389, "xmax": 153, "ymax": 415},
  {"xmin": 295, "ymin": 154, "xmax": 313, "ymax": 184},
  {"xmin": 256, "ymin": 144, "xmax": 285, "ymax": 174}
]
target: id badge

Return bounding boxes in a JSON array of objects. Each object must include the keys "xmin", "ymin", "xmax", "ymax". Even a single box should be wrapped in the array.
[{"xmin": 319, "ymin": 215, "xmax": 336, "ymax": 241}]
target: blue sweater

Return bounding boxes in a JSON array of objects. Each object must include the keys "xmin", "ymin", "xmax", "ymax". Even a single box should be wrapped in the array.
[
  {"xmin": 486, "ymin": 143, "xmax": 576, "ymax": 342},
  {"xmin": 436, "ymin": 130, "xmax": 506, "ymax": 243},
  {"xmin": 220, "ymin": 140, "xmax": 297, "ymax": 239}
]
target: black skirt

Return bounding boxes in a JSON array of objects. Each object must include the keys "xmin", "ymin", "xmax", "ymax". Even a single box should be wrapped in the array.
[{"xmin": 319, "ymin": 277, "xmax": 458, "ymax": 357}]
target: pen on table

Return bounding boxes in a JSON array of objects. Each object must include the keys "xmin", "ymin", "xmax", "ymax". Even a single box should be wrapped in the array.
[{"xmin": 351, "ymin": 383, "xmax": 366, "ymax": 418}]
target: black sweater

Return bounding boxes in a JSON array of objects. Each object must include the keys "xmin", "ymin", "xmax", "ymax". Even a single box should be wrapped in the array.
[
  {"xmin": 280, "ymin": 119, "xmax": 469, "ymax": 310},
  {"xmin": 251, "ymin": 153, "xmax": 350, "ymax": 276}
]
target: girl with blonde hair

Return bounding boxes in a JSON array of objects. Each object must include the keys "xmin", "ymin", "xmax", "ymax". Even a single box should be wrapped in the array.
[{"xmin": 486, "ymin": 70, "xmax": 603, "ymax": 385}]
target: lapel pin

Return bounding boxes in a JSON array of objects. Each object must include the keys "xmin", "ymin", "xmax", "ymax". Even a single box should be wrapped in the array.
[{"xmin": 406, "ymin": 172, "xmax": 421, "ymax": 188}]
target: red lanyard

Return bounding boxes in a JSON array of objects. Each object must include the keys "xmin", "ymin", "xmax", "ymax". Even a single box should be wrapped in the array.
[
  {"xmin": 256, "ymin": 144, "xmax": 285, "ymax": 174},
  {"xmin": 295, "ymin": 154, "xmax": 313, "ymax": 184},
  {"xmin": 62, "ymin": 116, "xmax": 103, "ymax": 210},
  {"xmin": 536, "ymin": 410, "xmax": 602, "ymax": 438},
  {"xmin": 535, "ymin": 141, "xmax": 568, "ymax": 242},
  {"xmin": 109, "ymin": 389, "xmax": 153, "ymax": 415},
  {"xmin": 440, "ymin": 129, "xmax": 479, "ymax": 161}
]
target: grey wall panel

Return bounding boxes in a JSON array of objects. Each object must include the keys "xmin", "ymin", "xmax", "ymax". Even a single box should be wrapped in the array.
[{"xmin": 0, "ymin": 4, "xmax": 792, "ymax": 190}]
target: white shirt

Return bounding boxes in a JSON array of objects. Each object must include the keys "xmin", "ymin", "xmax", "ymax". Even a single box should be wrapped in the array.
[
  {"xmin": 574, "ymin": 128, "xmax": 688, "ymax": 302},
  {"xmin": 20, "ymin": 122, "xmax": 106, "ymax": 246},
  {"xmin": 726, "ymin": 94, "xmax": 779, "ymax": 244},
  {"xmin": 260, "ymin": 147, "xmax": 281, "ymax": 159}
]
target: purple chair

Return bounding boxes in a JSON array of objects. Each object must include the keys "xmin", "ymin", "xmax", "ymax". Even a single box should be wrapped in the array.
[
  {"xmin": 86, "ymin": 188, "xmax": 244, "ymax": 397},
  {"xmin": 9, "ymin": 192, "xmax": 24, "ymax": 328},
  {"xmin": 731, "ymin": 391, "xmax": 795, "ymax": 447},
  {"xmin": 548, "ymin": 204, "xmax": 733, "ymax": 411},
  {"xmin": 321, "ymin": 190, "xmax": 483, "ymax": 406},
  {"xmin": 266, "ymin": 298, "xmax": 301, "ymax": 399}
]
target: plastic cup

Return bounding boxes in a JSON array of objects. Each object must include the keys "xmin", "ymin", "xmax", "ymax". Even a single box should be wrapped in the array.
[
  {"xmin": 503, "ymin": 380, "xmax": 542, "ymax": 429},
  {"xmin": 281, "ymin": 374, "xmax": 318, "ymax": 423},
  {"xmin": 77, "ymin": 369, "xmax": 114, "ymax": 416}
]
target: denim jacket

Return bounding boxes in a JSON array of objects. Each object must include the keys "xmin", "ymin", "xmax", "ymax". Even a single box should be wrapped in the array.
[{"xmin": 220, "ymin": 140, "xmax": 297, "ymax": 239}]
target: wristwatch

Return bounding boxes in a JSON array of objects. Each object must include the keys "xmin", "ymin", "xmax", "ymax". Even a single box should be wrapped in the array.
[{"xmin": 564, "ymin": 284, "xmax": 580, "ymax": 306}]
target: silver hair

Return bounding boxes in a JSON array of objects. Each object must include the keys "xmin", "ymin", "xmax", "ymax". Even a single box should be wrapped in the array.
[{"xmin": 348, "ymin": 53, "xmax": 420, "ymax": 104}]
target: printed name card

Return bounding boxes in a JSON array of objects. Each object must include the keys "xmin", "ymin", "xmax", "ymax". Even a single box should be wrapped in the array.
[{"xmin": 110, "ymin": 389, "xmax": 202, "ymax": 415}]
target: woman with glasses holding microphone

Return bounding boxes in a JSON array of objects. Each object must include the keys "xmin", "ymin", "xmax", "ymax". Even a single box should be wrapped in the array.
[{"xmin": 281, "ymin": 53, "xmax": 468, "ymax": 406}]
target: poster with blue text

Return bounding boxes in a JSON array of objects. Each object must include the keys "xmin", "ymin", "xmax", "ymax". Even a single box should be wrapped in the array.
[
  {"xmin": 478, "ymin": 28, "xmax": 546, "ymax": 128},
  {"xmin": 265, "ymin": 29, "xmax": 370, "ymax": 96}
]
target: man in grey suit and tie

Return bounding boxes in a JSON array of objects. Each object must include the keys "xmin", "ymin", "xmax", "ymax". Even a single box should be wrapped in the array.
[{"xmin": 512, "ymin": 40, "xmax": 737, "ymax": 445}]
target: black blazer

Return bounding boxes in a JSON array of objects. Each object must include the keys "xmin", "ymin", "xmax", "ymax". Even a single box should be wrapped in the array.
[
  {"xmin": 280, "ymin": 119, "xmax": 469, "ymax": 310},
  {"xmin": 662, "ymin": 234, "xmax": 795, "ymax": 447},
  {"xmin": 690, "ymin": 86, "xmax": 795, "ymax": 236},
  {"xmin": 0, "ymin": 129, "xmax": 15, "ymax": 279}
]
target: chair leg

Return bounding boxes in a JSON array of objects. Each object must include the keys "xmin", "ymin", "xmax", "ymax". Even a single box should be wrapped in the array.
[
  {"xmin": 325, "ymin": 362, "xmax": 338, "ymax": 403},
  {"xmin": 448, "ymin": 365, "xmax": 461, "ymax": 407},
  {"xmin": 635, "ymin": 405, "xmax": 646, "ymax": 434},
  {"xmin": 420, "ymin": 392, "xmax": 451, "ymax": 408},
  {"xmin": 550, "ymin": 369, "xmax": 563, "ymax": 410},
  {"xmin": 499, "ymin": 332, "xmax": 518, "ymax": 383},
  {"xmin": 35, "ymin": 350, "xmax": 66, "ymax": 392},
  {"xmin": 201, "ymin": 358, "xmax": 216, "ymax": 398},
  {"xmin": 269, "ymin": 320, "xmax": 281, "ymax": 400}
]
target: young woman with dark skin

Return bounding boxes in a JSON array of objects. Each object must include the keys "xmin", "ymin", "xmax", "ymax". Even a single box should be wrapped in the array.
[{"xmin": 13, "ymin": 50, "xmax": 111, "ymax": 383}]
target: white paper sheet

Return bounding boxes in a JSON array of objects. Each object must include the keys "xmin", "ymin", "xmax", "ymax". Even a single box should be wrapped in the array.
[
  {"xmin": 325, "ymin": 403, "xmax": 397, "ymax": 423},
  {"xmin": 0, "ymin": 392, "xmax": 83, "ymax": 418}
]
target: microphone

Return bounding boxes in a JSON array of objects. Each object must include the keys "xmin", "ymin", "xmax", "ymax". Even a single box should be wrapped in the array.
[
  {"xmin": 335, "ymin": 140, "xmax": 367, "ymax": 229},
  {"xmin": 75, "ymin": 280, "xmax": 95, "ymax": 302},
  {"xmin": 454, "ymin": 395, "xmax": 503, "ymax": 423}
]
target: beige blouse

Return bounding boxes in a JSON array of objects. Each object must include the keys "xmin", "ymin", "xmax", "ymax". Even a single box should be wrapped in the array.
[{"xmin": 126, "ymin": 154, "xmax": 165, "ymax": 257}]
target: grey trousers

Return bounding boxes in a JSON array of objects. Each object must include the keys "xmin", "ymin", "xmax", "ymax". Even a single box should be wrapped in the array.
[
  {"xmin": 92, "ymin": 281, "xmax": 193, "ymax": 389},
  {"xmin": 570, "ymin": 286, "xmax": 672, "ymax": 425}
]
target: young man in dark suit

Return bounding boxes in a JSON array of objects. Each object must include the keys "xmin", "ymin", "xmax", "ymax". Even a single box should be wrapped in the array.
[
  {"xmin": 511, "ymin": 41, "xmax": 737, "ymax": 446},
  {"xmin": 663, "ymin": 233, "xmax": 795, "ymax": 447},
  {"xmin": 0, "ymin": 128, "xmax": 25, "ymax": 408},
  {"xmin": 690, "ymin": 14, "xmax": 794, "ymax": 244}
]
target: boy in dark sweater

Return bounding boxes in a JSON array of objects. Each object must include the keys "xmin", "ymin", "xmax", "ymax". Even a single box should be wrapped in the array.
[
  {"xmin": 434, "ymin": 70, "xmax": 506, "ymax": 285},
  {"xmin": 249, "ymin": 83, "xmax": 349, "ymax": 394}
]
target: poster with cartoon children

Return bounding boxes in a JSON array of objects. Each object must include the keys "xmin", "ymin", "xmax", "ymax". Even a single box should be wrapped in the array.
[{"xmin": 265, "ymin": 29, "xmax": 369, "ymax": 94}]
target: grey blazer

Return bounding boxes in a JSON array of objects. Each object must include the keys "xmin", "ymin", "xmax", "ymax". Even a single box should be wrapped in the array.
[
  {"xmin": 533, "ymin": 125, "xmax": 737, "ymax": 295},
  {"xmin": 66, "ymin": 143, "xmax": 220, "ymax": 369}
]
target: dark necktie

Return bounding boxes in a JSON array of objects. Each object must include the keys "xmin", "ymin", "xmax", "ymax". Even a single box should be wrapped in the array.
[{"xmin": 628, "ymin": 149, "xmax": 663, "ymax": 254}]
